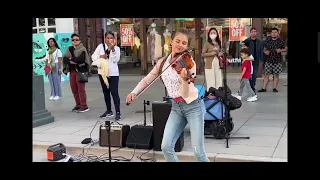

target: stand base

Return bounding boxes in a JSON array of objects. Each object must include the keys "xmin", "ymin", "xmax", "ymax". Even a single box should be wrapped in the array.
[
  {"xmin": 33, "ymin": 109, "xmax": 55, "ymax": 128},
  {"xmin": 206, "ymin": 134, "xmax": 250, "ymax": 148}
]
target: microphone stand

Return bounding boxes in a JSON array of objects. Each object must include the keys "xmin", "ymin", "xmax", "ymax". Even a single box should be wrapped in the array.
[
  {"xmin": 206, "ymin": 53, "xmax": 250, "ymax": 148},
  {"xmin": 143, "ymin": 100, "xmax": 150, "ymax": 126},
  {"xmin": 105, "ymin": 121, "xmax": 112, "ymax": 162}
]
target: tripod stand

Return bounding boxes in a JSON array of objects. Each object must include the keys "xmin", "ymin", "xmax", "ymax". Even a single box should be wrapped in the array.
[
  {"xmin": 143, "ymin": 100, "xmax": 150, "ymax": 126},
  {"xmin": 206, "ymin": 54, "xmax": 250, "ymax": 148}
]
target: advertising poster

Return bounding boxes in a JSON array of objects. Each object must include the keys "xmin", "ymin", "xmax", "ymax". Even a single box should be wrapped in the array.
[
  {"xmin": 229, "ymin": 18, "xmax": 246, "ymax": 41},
  {"xmin": 120, "ymin": 24, "xmax": 134, "ymax": 46}
]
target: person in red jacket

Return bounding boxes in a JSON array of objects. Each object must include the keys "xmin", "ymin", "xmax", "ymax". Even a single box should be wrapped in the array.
[{"xmin": 233, "ymin": 48, "xmax": 257, "ymax": 102}]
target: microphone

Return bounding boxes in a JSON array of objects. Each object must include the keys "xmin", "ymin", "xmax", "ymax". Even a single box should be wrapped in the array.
[{"xmin": 81, "ymin": 121, "xmax": 100, "ymax": 144}]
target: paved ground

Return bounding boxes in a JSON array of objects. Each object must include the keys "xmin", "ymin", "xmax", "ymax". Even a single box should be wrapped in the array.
[{"xmin": 33, "ymin": 74, "xmax": 287, "ymax": 162}]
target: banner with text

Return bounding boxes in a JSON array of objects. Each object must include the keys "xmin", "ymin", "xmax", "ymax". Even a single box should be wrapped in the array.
[
  {"xmin": 229, "ymin": 18, "xmax": 246, "ymax": 41},
  {"xmin": 206, "ymin": 26, "xmax": 222, "ymax": 46},
  {"xmin": 120, "ymin": 24, "xmax": 134, "ymax": 46}
]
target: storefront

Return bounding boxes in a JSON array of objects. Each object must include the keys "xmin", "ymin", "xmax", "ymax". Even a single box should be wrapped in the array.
[{"xmin": 103, "ymin": 18, "xmax": 287, "ymax": 75}]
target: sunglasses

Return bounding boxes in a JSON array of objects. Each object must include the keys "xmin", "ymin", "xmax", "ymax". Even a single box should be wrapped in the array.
[{"xmin": 72, "ymin": 39, "xmax": 79, "ymax": 42}]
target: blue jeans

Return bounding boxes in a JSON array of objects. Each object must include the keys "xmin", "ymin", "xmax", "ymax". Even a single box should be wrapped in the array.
[{"xmin": 161, "ymin": 99, "xmax": 209, "ymax": 162}]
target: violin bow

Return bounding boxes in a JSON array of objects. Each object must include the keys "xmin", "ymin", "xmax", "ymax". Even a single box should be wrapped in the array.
[{"xmin": 127, "ymin": 48, "xmax": 195, "ymax": 105}]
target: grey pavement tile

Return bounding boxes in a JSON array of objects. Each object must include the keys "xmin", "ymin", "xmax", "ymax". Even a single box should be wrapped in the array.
[
  {"xmin": 236, "ymin": 126, "xmax": 285, "ymax": 136},
  {"xmin": 183, "ymin": 141, "xmax": 275, "ymax": 157},
  {"xmin": 252, "ymin": 113, "xmax": 287, "ymax": 120},
  {"xmin": 63, "ymin": 119, "xmax": 102, "ymax": 127},
  {"xmin": 70, "ymin": 126, "xmax": 100, "ymax": 138},
  {"xmin": 229, "ymin": 134, "xmax": 281, "ymax": 147},
  {"xmin": 33, "ymin": 134, "xmax": 89, "ymax": 144},
  {"xmin": 39, "ymin": 126, "xmax": 89, "ymax": 135},
  {"xmin": 272, "ymin": 146, "xmax": 287, "ymax": 159},
  {"xmin": 277, "ymin": 136, "xmax": 287, "ymax": 149},
  {"xmin": 244, "ymin": 118, "xmax": 287, "ymax": 128}
]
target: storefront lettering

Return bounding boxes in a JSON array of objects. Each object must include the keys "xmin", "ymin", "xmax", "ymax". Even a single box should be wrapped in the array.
[{"xmin": 228, "ymin": 58, "xmax": 242, "ymax": 63}]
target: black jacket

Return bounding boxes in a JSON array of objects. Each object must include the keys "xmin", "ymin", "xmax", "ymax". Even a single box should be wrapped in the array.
[{"xmin": 63, "ymin": 49, "xmax": 88, "ymax": 73}]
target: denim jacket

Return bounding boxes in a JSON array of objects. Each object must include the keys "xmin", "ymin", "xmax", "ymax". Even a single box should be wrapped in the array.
[{"xmin": 243, "ymin": 38, "xmax": 264, "ymax": 67}]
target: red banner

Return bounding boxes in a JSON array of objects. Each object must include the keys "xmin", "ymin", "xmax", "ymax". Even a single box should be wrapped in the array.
[
  {"xmin": 120, "ymin": 24, "xmax": 134, "ymax": 46},
  {"xmin": 229, "ymin": 18, "xmax": 246, "ymax": 41}
]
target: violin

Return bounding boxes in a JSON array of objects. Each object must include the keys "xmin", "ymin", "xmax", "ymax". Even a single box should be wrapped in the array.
[
  {"xmin": 171, "ymin": 49, "xmax": 196, "ymax": 84},
  {"xmin": 126, "ymin": 48, "xmax": 195, "ymax": 105}
]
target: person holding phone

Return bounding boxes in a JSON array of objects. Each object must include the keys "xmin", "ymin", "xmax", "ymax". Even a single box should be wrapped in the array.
[{"xmin": 91, "ymin": 31, "xmax": 121, "ymax": 120}]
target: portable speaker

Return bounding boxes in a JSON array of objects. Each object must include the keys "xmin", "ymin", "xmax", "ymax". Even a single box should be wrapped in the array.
[
  {"xmin": 152, "ymin": 101, "xmax": 184, "ymax": 152},
  {"xmin": 126, "ymin": 125, "xmax": 153, "ymax": 149},
  {"xmin": 99, "ymin": 124, "xmax": 130, "ymax": 147}
]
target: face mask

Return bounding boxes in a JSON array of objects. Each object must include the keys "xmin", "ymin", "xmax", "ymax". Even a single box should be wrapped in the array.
[{"xmin": 210, "ymin": 34, "xmax": 217, "ymax": 40}]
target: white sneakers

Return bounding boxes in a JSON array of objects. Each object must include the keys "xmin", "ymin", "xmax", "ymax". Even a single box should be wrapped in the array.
[
  {"xmin": 49, "ymin": 96, "xmax": 60, "ymax": 100},
  {"xmin": 232, "ymin": 93, "xmax": 258, "ymax": 102}
]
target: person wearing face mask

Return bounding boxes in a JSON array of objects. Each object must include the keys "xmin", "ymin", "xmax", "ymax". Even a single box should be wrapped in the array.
[{"xmin": 202, "ymin": 27, "xmax": 224, "ymax": 90}]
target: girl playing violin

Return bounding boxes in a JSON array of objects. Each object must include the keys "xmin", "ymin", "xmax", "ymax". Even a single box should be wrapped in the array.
[{"xmin": 126, "ymin": 28, "xmax": 209, "ymax": 162}]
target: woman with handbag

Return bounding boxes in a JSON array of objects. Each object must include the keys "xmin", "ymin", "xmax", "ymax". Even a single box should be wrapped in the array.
[
  {"xmin": 202, "ymin": 27, "xmax": 224, "ymax": 90},
  {"xmin": 63, "ymin": 33, "xmax": 90, "ymax": 113},
  {"xmin": 45, "ymin": 38, "xmax": 63, "ymax": 100}
]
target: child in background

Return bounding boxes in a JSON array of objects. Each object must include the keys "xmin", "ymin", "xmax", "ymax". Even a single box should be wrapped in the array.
[{"xmin": 233, "ymin": 48, "xmax": 257, "ymax": 102}]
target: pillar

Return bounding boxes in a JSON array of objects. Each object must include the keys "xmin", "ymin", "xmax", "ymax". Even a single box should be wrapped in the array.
[
  {"xmin": 195, "ymin": 18, "xmax": 202, "ymax": 74},
  {"xmin": 252, "ymin": 18, "xmax": 264, "ymax": 77},
  {"xmin": 33, "ymin": 75, "xmax": 54, "ymax": 128},
  {"xmin": 252, "ymin": 18, "xmax": 263, "ymax": 39},
  {"xmin": 140, "ymin": 18, "xmax": 148, "ymax": 75},
  {"xmin": 78, "ymin": 18, "xmax": 87, "ymax": 48}
]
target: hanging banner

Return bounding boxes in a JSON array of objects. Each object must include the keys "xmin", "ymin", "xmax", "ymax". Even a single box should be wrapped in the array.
[
  {"xmin": 206, "ymin": 26, "xmax": 222, "ymax": 46},
  {"xmin": 120, "ymin": 24, "xmax": 134, "ymax": 46},
  {"xmin": 229, "ymin": 18, "xmax": 246, "ymax": 41}
]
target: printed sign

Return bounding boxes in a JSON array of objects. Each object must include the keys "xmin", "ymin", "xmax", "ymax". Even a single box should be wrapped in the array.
[
  {"xmin": 120, "ymin": 24, "xmax": 134, "ymax": 46},
  {"xmin": 229, "ymin": 18, "xmax": 246, "ymax": 41},
  {"xmin": 206, "ymin": 26, "xmax": 222, "ymax": 46}
]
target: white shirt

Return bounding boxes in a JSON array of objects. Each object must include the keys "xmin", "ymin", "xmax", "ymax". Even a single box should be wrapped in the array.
[
  {"xmin": 91, "ymin": 44, "xmax": 121, "ymax": 76},
  {"xmin": 46, "ymin": 49, "xmax": 62, "ymax": 63},
  {"xmin": 161, "ymin": 55, "xmax": 181, "ymax": 98}
]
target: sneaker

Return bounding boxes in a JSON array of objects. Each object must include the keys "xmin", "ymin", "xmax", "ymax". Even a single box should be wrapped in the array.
[
  {"xmin": 115, "ymin": 112, "xmax": 121, "ymax": 121},
  {"xmin": 53, "ymin": 96, "xmax": 60, "ymax": 100},
  {"xmin": 273, "ymin": 88, "xmax": 278, "ymax": 92},
  {"xmin": 247, "ymin": 96, "xmax": 258, "ymax": 102},
  {"xmin": 258, "ymin": 89, "xmax": 266, "ymax": 92},
  {"xmin": 100, "ymin": 111, "xmax": 113, "ymax": 118},
  {"xmin": 49, "ymin": 96, "xmax": 54, "ymax": 100},
  {"xmin": 77, "ymin": 107, "xmax": 89, "ymax": 113},
  {"xmin": 71, "ymin": 106, "xmax": 80, "ymax": 112},
  {"xmin": 232, "ymin": 93, "xmax": 242, "ymax": 100}
]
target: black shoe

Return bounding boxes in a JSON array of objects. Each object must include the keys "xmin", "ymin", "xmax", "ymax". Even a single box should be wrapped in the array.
[
  {"xmin": 77, "ymin": 107, "xmax": 89, "ymax": 113},
  {"xmin": 258, "ymin": 89, "xmax": 266, "ymax": 92},
  {"xmin": 273, "ymin": 88, "xmax": 278, "ymax": 92},
  {"xmin": 100, "ymin": 111, "xmax": 113, "ymax": 118},
  {"xmin": 71, "ymin": 106, "xmax": 80, "ymax": 112},
  {"xmin": 115, "ymin": 112, "xmax": 121, "ymax": 121}
]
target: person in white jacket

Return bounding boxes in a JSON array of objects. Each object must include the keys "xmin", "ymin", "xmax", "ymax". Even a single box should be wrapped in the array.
[{"xmin": 91, "ymin": 31, "xmax": 121, "ymax": 120}]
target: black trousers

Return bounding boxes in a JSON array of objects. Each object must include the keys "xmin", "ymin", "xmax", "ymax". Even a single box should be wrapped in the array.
[{"xmin": 98, "ymin": 75, "xmax": 120, "ymax": 113}]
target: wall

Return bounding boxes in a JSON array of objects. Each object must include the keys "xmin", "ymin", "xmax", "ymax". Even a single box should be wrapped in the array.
[
  {"xmin": 33, "ymin": 33, "xmax": 73, "ymax": 82},
  {"xmin": 56, "ymin": 18, "xmax": 74, "ymax": 33}
]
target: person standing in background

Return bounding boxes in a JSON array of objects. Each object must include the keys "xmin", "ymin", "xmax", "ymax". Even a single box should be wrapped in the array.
[
  {"xmin": 63, "ymin": 34, "xmax": 90, "ymax": 113},
  {"xmin": 242, "ymin": 28, "xmax": 264, "ymax": 94},
  {"xmin": 46, "ymin": 38, "xmax": 63, "ymax": 100},
  {"xmin": 202, "ymin": 27, "xmax": 224, "ymax": 90},
  {"xmin": 91, "ymin": 31, "xmax": 121, "ymax": 121},
  {"xmin": 258, "ymin": 28, "xmax": 287, "ymax": 92}
]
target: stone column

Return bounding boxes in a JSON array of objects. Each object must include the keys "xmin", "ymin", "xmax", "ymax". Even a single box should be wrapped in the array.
[{"xmin": 33, "ymin": 75, "xmax": 54, "ymax": 128}]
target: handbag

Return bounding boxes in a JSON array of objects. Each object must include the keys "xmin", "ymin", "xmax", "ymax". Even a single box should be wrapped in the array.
[
  {"xmin": 69, "ymin": 46, "xmax": 88, "ymax": 83},
  {"xmin": 44, "ymin": 50, "xmax": 58, "ymax": 75}
]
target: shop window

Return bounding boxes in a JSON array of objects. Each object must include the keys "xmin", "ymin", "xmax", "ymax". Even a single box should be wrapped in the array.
[{"xmin": 32, "ymin": 18, "xmax": 57, "ymax": 34}]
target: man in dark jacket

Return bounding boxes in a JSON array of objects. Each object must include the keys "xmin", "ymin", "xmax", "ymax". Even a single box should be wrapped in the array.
[{"xmin": 242, "ymin": 28, "xmax": 264, "ymax": 94}]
